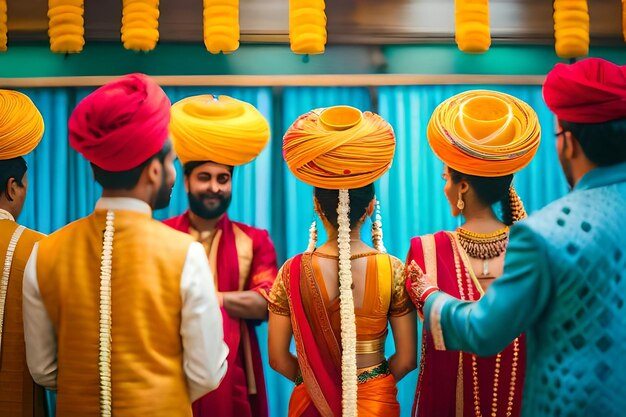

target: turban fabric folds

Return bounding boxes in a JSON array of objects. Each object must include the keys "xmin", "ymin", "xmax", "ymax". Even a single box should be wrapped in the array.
[
  {"xmin": 170, "ymin": 95, "xmax": 270, "ymax": 166},
  {"xmin": 283, "ymin": 105, "xmax": 395, "ymax": 189},
  {"xmin": 0, "ymin": 90, "xmax": 44, "ymax": 160},
  {"xmin": 543, "ymin": 58, "xmax": 626, "ymax": 123},
  {"xmin": 69, "ymin": 73, "xmax": 171, "ymax": 172},
  {"xmin": 427, "ymin": 90, "xmax": 541, "ymax": 177}
]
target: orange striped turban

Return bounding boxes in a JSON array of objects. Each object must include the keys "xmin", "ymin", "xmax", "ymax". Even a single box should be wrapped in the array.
[
  {"xmin": 283, "ymin": 106, "xmax": 395, "ymax": 189},
  {"xmin": 170, "ymin": 95, "xmax": 270, "ymax": 166},
  {"xmin": 0, "ymin": 90, "xmax": 44, "ymax": 160},
  {"xmin": 427, "ymin": 90, "xmax": 541, "ymax": 177}
]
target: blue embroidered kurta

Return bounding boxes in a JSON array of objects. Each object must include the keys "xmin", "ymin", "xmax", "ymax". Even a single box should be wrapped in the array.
[{"xmin": 424, "ymin": 161, "xmax": 626, "ymax": 417}]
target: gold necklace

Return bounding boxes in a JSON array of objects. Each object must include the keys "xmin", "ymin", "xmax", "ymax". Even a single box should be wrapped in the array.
[
  {"xmin": 456, "ymin": 227, "xmax": 509, "ymax": 259},
  {"xmin": 451, "ymin": 232, "xmax": 519, "ymax": 417},
  {"xmin": 457, "ymin": 227, "xmax": 509, "ymax": 276},
  {"xmin": 470, "ymin": 339, "xmax": 519, "ymax": 417}
]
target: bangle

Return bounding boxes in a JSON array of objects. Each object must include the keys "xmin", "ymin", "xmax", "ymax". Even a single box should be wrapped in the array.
[{"xmin": 417, "ymin": 286, "xmax": 439, "ymax": 315}]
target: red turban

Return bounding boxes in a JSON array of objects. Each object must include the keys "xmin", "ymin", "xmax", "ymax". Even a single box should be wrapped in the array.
[
  {"xmin": 69, "ymin": 73, "xmax": 171, "ymax": 171},
  {"xmin": 543, "ymin": 58, "xmax": 626, "ymax": 123}
]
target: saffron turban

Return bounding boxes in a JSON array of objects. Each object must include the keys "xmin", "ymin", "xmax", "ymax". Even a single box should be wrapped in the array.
[
  {"xmin": 69, "ymin": 73, "xmax": 171, "ymax": 172},
  {"xmin": 543, "ymin": 58, "xmax": 626, "ymax": 123},
  {"xmin": 0, "ymin": 90, "xmax": 44, "ymax": 160},
  {"xmin": 283, "ymin": 106, "xmax": 395, "ymax": 189},
  {"xmin": 170, "ymin": 95, "xmax": 270, "ymax": 166},
  {"xmin": 428, "ymin": 90, "xmax": 541, "ymax": 177}
]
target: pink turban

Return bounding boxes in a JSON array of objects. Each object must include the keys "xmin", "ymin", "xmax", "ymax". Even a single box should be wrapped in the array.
[
  {"xmin": 69, "ymin": 73, "xmax": 171, "ymax": 171},
  {"xmin": 543, "ymin": 58, "xmax": 626, "ymax": 123}
]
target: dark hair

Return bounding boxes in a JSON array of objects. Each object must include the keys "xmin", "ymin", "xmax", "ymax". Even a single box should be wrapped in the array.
[
  {"xmin": 183, "ymin": 161, "xmax": 234, "ymax": 176},
  {"xmin": 449, "ymin": 168, "xmax": 515, "ymax": 225},
  {"xmin": 314, "ymin": 184, "xmax": 375, "ymax": 229},
  {"xmin": 0, "ymin": 157, "xmax": 27, "ymax": 195},
  {"xmin": 560, "ymin": 118, "xmax": 626, "ymax": 166},
  {"xmin": 92, "ymin": 141, "xmax": 172, "ymax": 190}
]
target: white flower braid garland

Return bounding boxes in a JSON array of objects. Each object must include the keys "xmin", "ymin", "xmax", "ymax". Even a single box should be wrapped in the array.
[
  {"xmin": 371, "ymin": 198, "xmax": 386, "ymax": 253},
  {"xmin": 306, "ymin": 219, "xmax": 317, "ymax": 253},
  {"xmin": 337, "ymin": 189, "xmax": 358, "ymax": 417},
  {"xmin": 99, "ymin": 210, "xmax": 114, "ymax": 417}
]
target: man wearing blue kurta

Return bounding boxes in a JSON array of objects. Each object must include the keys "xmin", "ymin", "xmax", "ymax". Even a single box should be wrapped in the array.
[{"xmin": 407, "ymin": 57, "xmax": 626, "ymax": 417}]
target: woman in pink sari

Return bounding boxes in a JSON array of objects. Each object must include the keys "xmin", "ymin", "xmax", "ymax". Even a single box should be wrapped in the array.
[
  {"xmin": 266, "ymin": 106, "xmax": 417, "ymax": 417},
  {"xmin": 405, "ymin": 90, "xmax": 542, "ymax": 417}
]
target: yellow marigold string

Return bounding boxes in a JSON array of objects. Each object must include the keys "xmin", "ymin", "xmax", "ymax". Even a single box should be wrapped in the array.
[
  {"xmin": 0, "ymin": 0, "xmax": 7, "ymax": 52},
  {"xmin": 48, "ymin": 0, "xmax": 85, "ymax": 53},
  {"xmin": 121, "ymin": 0, "xmax": 160, "ymax": 52},
  {"xmin": 289, "ymin": 0, "xmax": 326, "ymax": 55},
  {"xmin": 455, "ymin": 0, "xmax": 490, "ymax": 53},
  {"xmin": 203, "ymin": 0, "xmax": 239, "ymax": 54},
  {"xmin": 553, "ymin": 0, "xmax": 589, "ymax": 58},
  {"xmin": 622, "ymin": 0, "xmax": 626, "ymax": 42}
]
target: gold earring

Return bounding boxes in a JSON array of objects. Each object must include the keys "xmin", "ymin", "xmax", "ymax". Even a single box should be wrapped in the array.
[{"xmin": 456, "ymin": 192, "xmax": 465, "ymax": 211}]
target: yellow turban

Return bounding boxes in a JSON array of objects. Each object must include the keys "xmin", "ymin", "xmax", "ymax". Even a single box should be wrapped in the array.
[
  {"xmin": 427, "ymin": 90, "xmax": 541, "ymax": 177},
  {"xmin": 0, "ymin": 90, "xmax": 44, "ymax": 160},
  {"xmin": 170, "ymin": 95, "xmax": 270, "ymax": 166},
  {"xmin": 283, "ymin": 106, "xmax": 395, "ymax": 189}
]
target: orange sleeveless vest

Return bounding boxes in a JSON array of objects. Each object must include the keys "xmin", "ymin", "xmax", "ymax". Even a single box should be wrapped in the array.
[
  {"xmin": 0, "ymin": 220, "xmax": 45, "ymax": 417},
  {"xmin": 37, "ymin": 210, "xmax": 195, "ymax": 417}
]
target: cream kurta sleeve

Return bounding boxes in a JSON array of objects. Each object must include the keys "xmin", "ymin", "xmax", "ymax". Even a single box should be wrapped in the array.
[{"xmin": 180, "ymin": 241, "xmax": 229, "ymax": 401}]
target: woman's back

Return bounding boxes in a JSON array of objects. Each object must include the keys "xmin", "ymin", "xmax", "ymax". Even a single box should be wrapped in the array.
[{"xmin": 311, "ymin": 251, "xmax": 410, "ymax": 369}]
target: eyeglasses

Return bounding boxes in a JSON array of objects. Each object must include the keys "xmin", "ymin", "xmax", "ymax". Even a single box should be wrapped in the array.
[
  {"xmin": 554, "ymin": 129, "xmax": 570, "ymax": 138},
  {"xmin": 555, "ymin": 129, "xmax": 569, "ymax": 150}
]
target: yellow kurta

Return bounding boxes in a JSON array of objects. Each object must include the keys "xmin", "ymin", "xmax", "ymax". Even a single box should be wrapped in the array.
[
  {"xmin": 36, "ymin": 210, "xmax": 195, "ymax": 417},
  {"xmin": 0, "ymin": 218, "xmax": 45, "ymax": 417}
]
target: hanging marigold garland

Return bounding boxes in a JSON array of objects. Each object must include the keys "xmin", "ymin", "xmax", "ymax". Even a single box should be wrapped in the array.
[
  {"xmin": 0, "ymin": 0, "xmax": 7, "ymax": 52},
  {"xmin": 203, "ymin": 0, "xmax": 239, "ymax": 54},
  {"xmin": 121, "ymin": 0, "xmax": 160, "ymax": 52},
  {"xmin": 48, "ymin": 0, "xmax": 85, "ymax": 53},
  {"xmin": 455, "ymin": 0, "xmax": 491, "ymax": 53},
  {"xmin": 289, "ymin": 0, "xmax": 326, "ymax": 55},
  {"xmin": 553, "ymin": 0, "xmax": 589, "ymax": 58},
  {"xmin": 622, "ymin": 0, "xmax": 626, "ymax": 42}
]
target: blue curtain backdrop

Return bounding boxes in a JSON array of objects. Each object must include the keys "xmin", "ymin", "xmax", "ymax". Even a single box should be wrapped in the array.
[{"xmin": 16, "ymin": 84, "xmax": 567, "ymax": 417}]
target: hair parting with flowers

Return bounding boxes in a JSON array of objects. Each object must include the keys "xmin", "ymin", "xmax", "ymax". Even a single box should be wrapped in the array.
[
  {"xmin": 305, "ymin": 191, "xmax": 386, "ymax": 417},
  {"xmin": 336, "ymin": 188, "xmax": 358, "ymax": 417}
]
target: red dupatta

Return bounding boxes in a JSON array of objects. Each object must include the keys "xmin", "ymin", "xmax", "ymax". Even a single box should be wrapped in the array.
[
  {"xmin": 285, "ymin": 253, "xmax": 342, "ymax": 417},
  {"xmin": 407, "ymin": 231, "xmax": 526, "ymax": 417}
]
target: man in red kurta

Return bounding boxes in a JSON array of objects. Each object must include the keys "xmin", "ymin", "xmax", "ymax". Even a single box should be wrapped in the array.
[{"xmin": 164, "ymin": 94, "xmax": 278, "ymax": 417}]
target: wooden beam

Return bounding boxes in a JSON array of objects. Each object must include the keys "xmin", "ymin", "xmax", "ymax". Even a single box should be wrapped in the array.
[{"xmin": 0, "ymin": 74, "xmax": 545, "ymax": 88}]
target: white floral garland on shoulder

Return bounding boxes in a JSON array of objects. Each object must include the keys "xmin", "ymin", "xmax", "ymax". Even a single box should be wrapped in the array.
[{"xmin": 99, "ymin": 210, "xmax": 114, "ymax": 417}]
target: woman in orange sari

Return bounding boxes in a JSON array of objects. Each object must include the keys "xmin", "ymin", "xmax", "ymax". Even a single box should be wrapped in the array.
[
  {"xmin": 405, "ymin": 90, "xmax": 541, "ymax": 417},
  {"xmin": 266, "ymin": 106, "xmax": 417, "ymax": 417}
]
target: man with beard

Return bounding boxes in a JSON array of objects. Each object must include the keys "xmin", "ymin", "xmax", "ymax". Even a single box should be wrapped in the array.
[
  {"xmin": 407, "ymin": 58, "xmax": 626, "ymax": 416},
  {"xmin": 164, "ymin": 94, "xmax": 277, "ymax": 417},
  {"xmin": 22, "ymin": 74, "xmax": 228, "ymax": 417}
]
